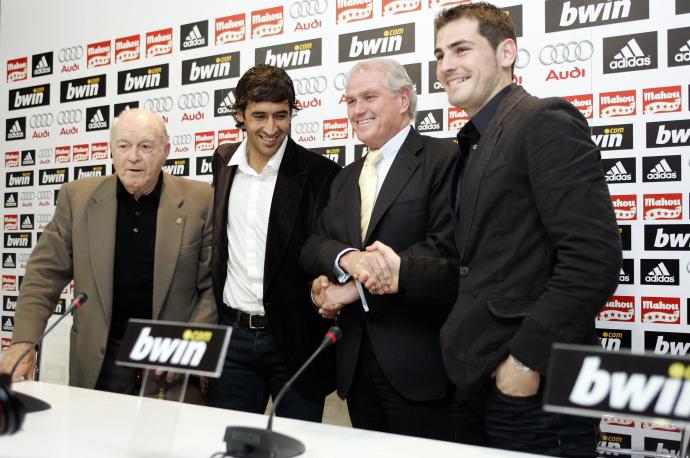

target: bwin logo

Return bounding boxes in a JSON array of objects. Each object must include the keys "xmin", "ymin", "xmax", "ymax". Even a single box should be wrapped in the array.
[
  {"xmin": 189, "ymin": 60, "xmax": 231, "ymax": 82},
  {"xmin": 88, "ymin": 109, "xmax": 107, "ymax": 130},
  {"xmin": 264, "ymin": 48, "xmax": 311, "ymax": 68},
  {"xmin": 645, "ymin": 262, "xmax": 674, "ymax": 283},
  {"xmin": 349, "ymin": 34, "xmax": 402, "ymax": 58},
  {"xmin": 655, "ymin": 124, "xmax": 690, "ymax": 146},
  {"xmin": 610, "ymin": 38, "xmax": 651, "ymax": 70},
  {"xmin": 129, "ymin": 326, "xmax": 207, "ymax": 367},
  {"xmin": 125, "ymin": 71, "xmax": 160, "ymax": 91},
  {"xmin": 569, "ymin": 356, "xmax": 690, "ymax": 417},
  {"xmin": 559, "ymin": 0, "xmax": 633, "ymax": 28}
]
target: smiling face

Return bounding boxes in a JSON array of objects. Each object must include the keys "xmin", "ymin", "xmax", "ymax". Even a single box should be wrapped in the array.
[
  {"xmin": 345, "ymin": 66, "xmax": 410, "ymax": 150},
  {"xmin": 237, "ymin": 100, "xmax": 291, "ymax": 172},
  {"xmin": 434, "ymin": 17, "xmax": 515, "ymax": 117}
]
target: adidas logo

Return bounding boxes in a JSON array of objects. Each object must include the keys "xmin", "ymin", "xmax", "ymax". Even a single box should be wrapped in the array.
[
  {"xmin": 21, "ymin": 216, "xmax": 33, "ymax": 229},
  {"xmin": 5, "ymin": 195, "xmax": 17, "ymax": 207},
  {"xmin": 610, "ymin": 38, "xmax": 651, "ymax": 70},
  {"xmin": 88, "ymin": 109, "xmax": 107, "ymax": 130},
  {"xmin": 645, "ymin": 262, "xmax": 675, "ymax": 283},
  {"xmin": 183, "ymin": 25, "xmax": 206, "ymax": 48},
  {"xmin": 7, "ymin": 121, "xmax": 24, "ymax": 140},
  {"xmin": 22, "ymin": 151, "xmax": 34, "ymax": 166},
  {"xmin": 618, "ymin": 267, "xmax": 629, "ymax": 282},
  {"xmin": 647, "ymin": 159, "xmax": 676, "ymax": 180},
  {"xmin": 417, "ymin": 112, "xmax": 441, "ymax": 132},
  {"xmin": 605, "ymin": 161, "xmax": 631, "ymax": 182},
  {"xmin": 2, "ymin": 317, "xmax": 12, "ymax": 331},
  {"xmin": 675, "ymin": 39, "xmax": 690, "ymax": 64},
  {"xmin": 34, "ymin": 55, "xmax": 51, "ymax": 75},
  {"xmin": 216, "ymin": 92, "xmax": 235, "ymax": 115}
]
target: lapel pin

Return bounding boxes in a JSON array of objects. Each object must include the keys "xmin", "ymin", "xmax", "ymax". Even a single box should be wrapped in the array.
[{"xmin": 176, "ymin": 217, "xmax": 183, "ymax": 225}]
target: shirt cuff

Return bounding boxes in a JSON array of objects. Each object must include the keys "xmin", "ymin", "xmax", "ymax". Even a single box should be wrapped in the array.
[{"xmin": 334, "ymin": 248, "xmax": 358, "ymax": 283}]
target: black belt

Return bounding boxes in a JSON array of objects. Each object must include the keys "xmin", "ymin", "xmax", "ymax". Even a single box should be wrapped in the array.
[{"xmin": 222, "ymin": 307, "xmax": 269, "ymax": 330}]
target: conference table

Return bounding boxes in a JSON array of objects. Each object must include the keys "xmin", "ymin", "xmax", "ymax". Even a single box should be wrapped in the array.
[{"xmin": 2, "ymin": 381, "xmax": 541, "ymax": 458}]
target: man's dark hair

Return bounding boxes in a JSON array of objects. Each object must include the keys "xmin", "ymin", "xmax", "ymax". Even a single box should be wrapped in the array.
[
  {"xmin": 435, "ymin": 2, "xmax": 517, "ymax": 71},
  {"xmin": 231, "ymin": 64, "xmax": 299, "ymax": 130}
]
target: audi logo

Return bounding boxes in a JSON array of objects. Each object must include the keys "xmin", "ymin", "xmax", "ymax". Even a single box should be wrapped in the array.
[
  {"xmin": 30, "ymin": 113, "xmax": 54, "ymax": 128},
  {"xmin": 37, "ymin": 191, "xmax": 53, "ymax": 200},
  {"xmin": 58, "ymin": 46, "xmax": 84, "ymax": 63},
  {"xmin": 20, "ymin": 192, "xmax": 35, "ymax": 201},
  {"xmin": 145, "ymin": 97, "xmax": 174, "ymax": 113},
  {"xmin": 333, "ymin": 72, "xmax": 347, "ymax": 91},
  {"xmin": 539, "ymin": 41, "xmax": 594, "ymax": 65},
  {"xmin": 294, "ymin": 122, "xmax": 319, "ymax": 134},
  {"xmin": 294, "ymin": 76, "xmax": 328, "ymax": 95},
  {"xmin": 17, "ymin": 253, "xmax": 30, "ymax": 263},
  {"xmin": 37, "ymin": 148, "xmax": 53, "ymax": 159},
  {"xmin": 515, "ymin": 48, "xmax": 530, "ymax": 69},
  {"xmin": 172, "ymin": 135, "xmax": 192, "ymax": 146},
  {"xmin": 178, "ymin": 92, "xmax": 210, "ymax": 110},
  {"xmin": 289, "ymin": 0, "xmax": 327, "ymax": 18},
  {"xmin": 36, "ymin": 214, "xmax": 53, "ymax": 224},
  {"xmin": 58, "ymin": 110, "xmax": 82, "ymax": 125}
]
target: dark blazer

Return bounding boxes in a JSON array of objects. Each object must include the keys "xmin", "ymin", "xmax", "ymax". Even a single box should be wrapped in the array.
[
  {"xmin": 405, "ymin": 84, "xmax": 622, "ymax": 397},
  {"xmin": 300, "ymin": 128, "xmax": 457, "ymax": 401},
  {"xmin": 211, "ymin": 137, "xmax": 340, "ymax": 400}
]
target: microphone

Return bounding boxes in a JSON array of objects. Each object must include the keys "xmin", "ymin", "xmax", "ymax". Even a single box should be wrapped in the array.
[
  {"xmin": 223, "ymin": 326, "xmax": 341, "ymax": 458},
  {"xmin": 0, "ymin": 292, "xmax": 87, "ymax": 435}
]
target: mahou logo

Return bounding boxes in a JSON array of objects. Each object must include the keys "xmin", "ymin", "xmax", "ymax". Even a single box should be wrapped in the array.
[
  {"xmin": 72, "ymin": 144, "xmax": 90, "ymax": 162},
  {"xmin": 256, "ymin": 39, "xmax": 322, "ymax": 71},
  {"xmin": 603, "ymin": 32, "xmax": 657, "ymax": 74},
  {"xmin": 643, "ymin": 86, "xmax": 681, "ymax": 114},
  {"xmin": 597, "ymin": 295, "xmax": 635, "ymax": 322},
  {"xmin": 339, "ymin": 23, "xmax": 415, "ymax": 62},
  {"xmin": 218, "ymin": 129, "xmax": 242, "ymax": 145},
  {"xmin": 611, "ymin": 194, "xmax": 637, "ymax": 220},
  {"xmin": 448, "ymin": 107, "xmax": 469, "ymax": 130},
  {"xmin": 599, "ymin": 90, "xmax": 636, "ymax": 118},
  {"xmin": 643, "ymin": 193, "xmax": 683, "ymax": 221},
  {"xmin": 382, "ymin": 0, "xmax": 421, "ymax": 16},
  {"xmin": 2, "ymin": 275, "xmax": 16, "ymax": 292},
  {"xmin": 87, "ymin": 40, "xmax": 111, "ymax": 68},
  {"xmin": 641, "ymin": 297, "xmax": 680, "ymax": 324},
  {"xmin": 563, "ymin": 94, "xmax": 593, "ymax": 119},
  {"xmin": 115, "ymin": 34, "xmax": 140, "ymax": 64},
  {"xmin": 336, "ymin": 0, "xmax": 373, "ymax": 24},
  {"xmin": 55, "ymin": 146, "xmax": 71, "ymax": 163},
  {"xmin": 251, "ymin": 7, "xmax": 284, "ymax": 39},
  {"xmin": 5, "ymin": 152, "xmax": 19, "ymax": 168},
  {"xmin": 91, "ymin": 142, "xmax": 109, "ymax": 160},
  {"xmin": 4, "ymin": 215, "xmax": 19, "ymax": 231},
  {"xmin": 146, "ymin": 28, "xmax": 173, "ymax": 58},
  {"xmin": 7, "ymin": 57, "xmax": 28, "ymax": 83},
  {"xmin": 323, "ymin": 118, "xmax": 349, "ymax": 140},
  {"xmin": 195, "ymin": 131, "xmax": 215, "ymax": 152},
  {"xmin": 590, "ymin": 124, "xmax": 633, "ymax": 151},
  {"xmin": 216, "ymin": 14, "xmax": 246, "ymax": 44}
]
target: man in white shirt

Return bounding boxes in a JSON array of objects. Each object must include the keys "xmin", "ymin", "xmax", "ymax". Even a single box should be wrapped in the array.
[{"xmin": 209, "ymin": 64, "xmax": 340, "ymax": 420}]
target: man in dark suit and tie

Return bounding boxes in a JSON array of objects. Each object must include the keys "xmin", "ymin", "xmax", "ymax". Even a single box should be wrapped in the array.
[
  {"xmin": 208, "ymin": 64, "xmax": 340, "ymax": 421},
  {"xmin": 300, "ymin": 59, "xmax": 457, "ymax": 440}
]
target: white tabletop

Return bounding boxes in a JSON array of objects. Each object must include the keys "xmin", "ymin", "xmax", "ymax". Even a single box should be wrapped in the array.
[{"xmin": 2, "ymin": 381, "xmax": 540, "ymax": 458}]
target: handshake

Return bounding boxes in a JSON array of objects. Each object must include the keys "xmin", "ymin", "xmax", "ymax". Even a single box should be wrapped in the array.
[{"xmin": 311, "ymin": 241, "xmax": 400, "ymax": 320}]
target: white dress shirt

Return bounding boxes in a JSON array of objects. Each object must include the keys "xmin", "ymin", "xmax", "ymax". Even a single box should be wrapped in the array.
[{"xmin": 223, "ymin": 136, "xmax": 287, "ymax": 315}]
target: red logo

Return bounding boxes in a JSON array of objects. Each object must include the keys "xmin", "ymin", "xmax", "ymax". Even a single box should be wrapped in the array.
[
  {"xmin": 146, "ymin": 28, "xmax": 173, "ymax": 58},
  {"xmin": 216, "ymin": 14, "xmax": 246, "ymax": 44},
  {"xmin": 323, "ymin": 118, "xmax": 349, "ymax": 141},
  {"xmin": 218, "ymin": 129, "xmax": 242, "ymax": 145},
  {"xmin": 642, "ymin": 85, "xmax": 682, "ymax": 115},
  {"xmin": 4, "ymin": 215, "xmax": 19, "ymax": 231},
  {"xmin": 2, "ymin": 275, "xmax": 16, "ymax": 292},
  {"xmin": 602, "ymin": 417, "xmax": 635, "ymax": 428},
  {"xmin": 115, "ymin": 34, "xmax": 140, "ymax": 63},
  {"xmin": 597, "ymin": 296, "xmax": 635, "ymax": 322},
  {"xmin": 641, "ymin": 422, "xmax": 682, "ymax": 432},
  {"xmin": 195, "ymin": 131, "xmax": 215, "ymax": 152},
  {"xmin": 643, "ymin": 193, "xmax": 683, "ymax": 220},
  {"xmin": 252, "ymin": 7, "xmax": 284, "ymax": 39},
  {"xmin": 5, "ymin": 151, "xmax": 19, "ymax": 168},
  {"xmin": 611, "ymin": 194, "xmax": 637, "ymax": 220},
  {"xmin": 1, "ymin": 338, "xmax": 10, "ymax": 354},
  {"xmin": 87, "ymin": 40, "xmax": 111, "ymax": 68},
  {"xmin": 545, "ymin": 67, "xmax": 587, "ymax": 82},
  {"xmin": 429, "ymin": 0, "xmax": 470, "ymax": 7},
  {"xmin": 641, "ymin": 296, "xmax": 680, "ymax": 324},
  {"xmin": 599, "ymin": 90, "xmax": 636, "ymax": 118},
  {"xmin": 73, "ymin": 144, "xmax": 90, "ymax": 162},
  {"xmin": 336, "ymin": 0, "xmax": 373, "ymax": 24},
  {"xmin": 563, "ymin": 94, "xmax": 593, "ymax": 119},
  {"xmin": 6, "ymin": 57, "xmax": 27, "ymax": 83},
  {"xmin": 448, "ymin": 107, "xmax": 469, "ymax": 130},
  {"xmin": 55, "ymin": 146, "xmax": 71, "ymax": 163},
  {"xmin": 382, "ymin": 0, "xmax": 421, "ymax": 16},
  {"xmin": 91, "ymin": 142, "xmax": 109, "ymax": 160}
]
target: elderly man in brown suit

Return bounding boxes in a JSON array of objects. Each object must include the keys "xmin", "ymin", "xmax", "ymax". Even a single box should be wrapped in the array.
[{"xmin": 0, "ymin": 109, "xmax": 215, "ymax": 397}]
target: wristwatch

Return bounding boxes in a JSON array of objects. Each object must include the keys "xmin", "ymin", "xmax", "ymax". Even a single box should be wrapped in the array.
[{"xmin": 510, "ymin": 354, "xmax": 534, "ymax": 373}]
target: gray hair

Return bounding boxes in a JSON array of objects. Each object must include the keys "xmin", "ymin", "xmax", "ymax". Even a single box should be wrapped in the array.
[{"xmin": 346, "ymin": 58, "xmax": 417, "ymax": 120}]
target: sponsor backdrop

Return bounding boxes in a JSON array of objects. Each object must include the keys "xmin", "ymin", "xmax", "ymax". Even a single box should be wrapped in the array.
[{"xmin": 1, "ymin": 0, "xmax": 690, "ymax": 447}]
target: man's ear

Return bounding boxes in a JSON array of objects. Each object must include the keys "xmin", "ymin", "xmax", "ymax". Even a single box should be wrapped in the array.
[{"xmin": 497, "ymin": 38, "xmax": 517, "ymax": 71}]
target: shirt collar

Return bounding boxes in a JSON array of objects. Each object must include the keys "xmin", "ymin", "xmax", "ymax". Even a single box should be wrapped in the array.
[
  {"xmin": 228, "ymin": 135, "xmax": 288, "ymax": 176},
  {"xmin": 470, "ymin": 84, "xmax": 512, "ymax": 136},
  {"xmin": 116, "ymin": 171, "xmax": 163, "ymax": 201},
  {"xmin": 371, "ymin": 124, "xmax": 412, "ymax": 164}
]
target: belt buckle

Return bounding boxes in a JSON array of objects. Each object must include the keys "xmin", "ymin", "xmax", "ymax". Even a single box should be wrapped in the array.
[{"xmin": 248, "ymin": 314, "xmax": 264, "ymax": 330}]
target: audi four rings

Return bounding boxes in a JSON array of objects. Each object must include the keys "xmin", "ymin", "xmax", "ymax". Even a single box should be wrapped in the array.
[
  {"xmin": 30, "ymin": 113, "xmax": 54, "ymax": 128},
  {"xmin": 57, "ymin": 110, "xmax": 82, "ymax": 125},
  {"xmin": 37, "ymin": 191, "xmax": 53, "ymax": 200},
  {"xmin": 58, "ymin": 46, "xmax": 83, "ymax": 63},
  {"xmin": 20, "ymin": 192, "xmax": 36, "ymax": 201},
  {"xmin": 290, "ymin": 0, "xmax": 327, "ymax": 18},
  {"xmin": 333, "ymin": 73, "xmax": 347, "ymax": 91},
  {"xmin": 294, "ymin": 122, "xmax": 319, "ymax": 134},
  {"xmin": 294, "ymin": 76, "xmax": 328, "ymax": 95},
  {"xmin": 172, "ymin": 135, "xmax": 193, "ymax": 145},
  {"xmin": 178, "ymin": 92, "xmax": 210, "ymax": 109},
  {"xmin": 539, "ymin": 41, "xmax": 594, "ymax": 65},
  {"xmin": 144, "ymin": 96, "xmax": 174, "ymax": 113},
  {"xmin": 515, "ymin": 48, "xmax": 530, "ymax": 69},
  {"xmin": 37, "ymin": 149, "xmax": 53, "ymax": 159}
]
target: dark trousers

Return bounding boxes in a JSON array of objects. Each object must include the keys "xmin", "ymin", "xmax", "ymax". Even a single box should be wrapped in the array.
[
  {"xmin": 346, "ymin": 330, "xmax": 453, "ymax": 441},
  {"xmin": 95, "ymin": 338, "xmax": 140, "ymax": 395},
  {"xmin": 452, "ymin": 381, "xmax": 598, "ymax": 457},
  {"xmin": 208, "ymin": 321, "xmax": 324, "ymax": 422}
]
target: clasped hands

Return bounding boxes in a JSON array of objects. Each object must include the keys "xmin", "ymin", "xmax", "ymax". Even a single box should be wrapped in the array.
[{"xmin": 311, "ymin": 241, "xmax": 400, "ymax": 319}]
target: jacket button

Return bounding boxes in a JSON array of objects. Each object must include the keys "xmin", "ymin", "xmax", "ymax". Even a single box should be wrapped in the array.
[
  {"xmin": 100, "ymin": 347, "xmax": 105, "ymax": 355},
  {"xmin": 459, "ymin": 266, "xmax": 470, "ymax": 276}
]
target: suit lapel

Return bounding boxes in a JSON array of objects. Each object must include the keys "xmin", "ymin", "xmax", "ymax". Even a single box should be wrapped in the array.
[
  {"xmin": 87, "ymin": 175, "xmax": 117, "ymax": 322},
  {"xmin": 152, "ymin": 175, "xmax": 185, "ymax": 319},
  {"xmin": 347, "ymin": 161, "xmax": 365, "ymax": 247}
]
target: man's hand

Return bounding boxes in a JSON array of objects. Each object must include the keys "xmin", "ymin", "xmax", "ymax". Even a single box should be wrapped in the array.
[
  {"xmin": 362, "ymin": 241, "xmax": 400, "ymax": 294},
  {"xmin": 493, "ymin": 355, "xmax": 540, "ymax": 397},
  {"xmin": 339, "ymin": 250, "xmax": 391, "ymax": 293},
  {"xmin": 0, "ymin": 342, "xmax": 36, "ymax": 382},
  {"xmin": 154, "ymin": 369, "xmax": 180, "ymax": 384},
  {"xmin": 311, "ymin": 276, "xmax": 358, "ymax": 319}
]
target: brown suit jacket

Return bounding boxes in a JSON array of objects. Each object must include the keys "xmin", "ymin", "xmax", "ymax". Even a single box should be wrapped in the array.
[{"xmin": 11, "ymin": 173, "xmax": 216, "ymax": 389}]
